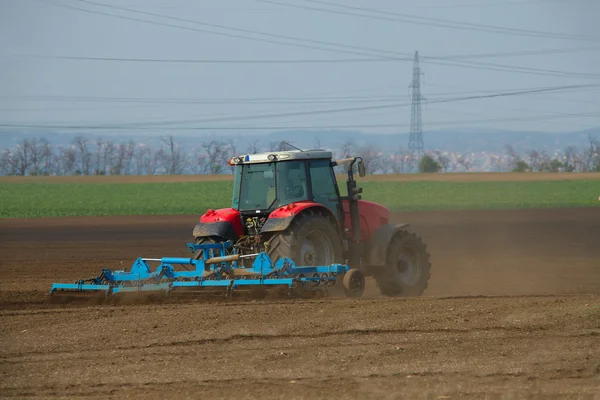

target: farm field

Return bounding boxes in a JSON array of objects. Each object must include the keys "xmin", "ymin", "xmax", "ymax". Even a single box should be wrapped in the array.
[
  {"xmin": 1, "ymin": 172, "xmax": 599, "ymax": 218},
  {"xmin": 1, "ymin": 173, "xmax": 600, "ymax": 398},
  {"xmin": 2, "ymin": 204, "xmax": 600, "ymax": 398}
]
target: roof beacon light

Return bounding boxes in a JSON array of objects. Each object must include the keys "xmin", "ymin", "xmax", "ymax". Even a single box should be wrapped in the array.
[
  {"xmin": 267, "ymin": 154, "xmax": 277, "ymax": 161},
  {"xmin": 229, "ymin": 157, "xmax": 242, "ymax": 166}
]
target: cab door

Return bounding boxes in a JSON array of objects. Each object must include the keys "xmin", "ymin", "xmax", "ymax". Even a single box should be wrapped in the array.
[{"xmin": 307, "ymin": 159, "xmax": 341, "ymax": 218}]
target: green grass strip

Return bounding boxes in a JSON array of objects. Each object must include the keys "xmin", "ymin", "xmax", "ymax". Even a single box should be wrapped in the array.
[
  {"xmin": 1, "ymin": 180, "xmax": 598, "ymax": 218},
  {"xmin": 361, "ymin": 180, "xmax": 600, "ymax": 212}
]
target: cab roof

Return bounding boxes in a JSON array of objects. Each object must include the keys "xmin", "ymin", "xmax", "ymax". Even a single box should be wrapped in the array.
[{"xmin": 230, "ymin": 149, "xmax": 333, "ymax": 165}]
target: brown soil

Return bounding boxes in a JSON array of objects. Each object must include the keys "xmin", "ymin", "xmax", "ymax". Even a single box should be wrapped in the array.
[
  {"xmin": 1, "ymin": 208, "xmax": 600, "ymax": 398},
  {"xmin": 2, "ymin": 171, "xmax": 599, "ymax": 184}
]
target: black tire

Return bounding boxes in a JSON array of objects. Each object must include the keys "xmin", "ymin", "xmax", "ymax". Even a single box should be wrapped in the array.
[
  {"xmin": 267, "ymin": 210, "xmax": 343, "ymax": 267},
  {"xmin": 343, "ymin": 269, "xmax": 365, "ymax": 298},
  {"xmin": 192, "ymin": 236, "xmax": 228, "ymax": 260},
  {"xmin": 374, "ymin": 230, "xmax": 431, "ymax": 297}
]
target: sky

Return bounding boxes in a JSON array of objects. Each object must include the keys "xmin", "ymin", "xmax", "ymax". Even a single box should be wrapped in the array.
[{"xmin": 1, "ymin": 0, "xmax": 599, "ymax": 136}]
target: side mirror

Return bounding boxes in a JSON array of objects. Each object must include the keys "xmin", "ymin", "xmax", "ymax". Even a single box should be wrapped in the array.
[{"xmin": 357, "ymin": 159, "xmax": 366, "ymax": 177}]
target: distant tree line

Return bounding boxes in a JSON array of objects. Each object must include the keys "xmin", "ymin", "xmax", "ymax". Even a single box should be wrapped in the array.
[
  {"xmin": 504, "ymin": 135, "xmax": 600, "ymax": 173},
  {"xmin": 0, "ymin": 135, "xmax": 236, "ymax": 176},
  {"xmin": 0, "ymin": 134, "xmax": 598, "ymax": 176}
]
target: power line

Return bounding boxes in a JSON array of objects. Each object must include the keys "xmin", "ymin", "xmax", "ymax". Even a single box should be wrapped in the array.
[
  {"xmin": 3, "ymin": 94, "xmax": 405, "ymax": 104},
  {"xmin": 422, "ymin": 57, "xmax": 600, "ymax": 79},
  {"xmin": 92, "ymin": 84, "xmax": 600, "ymax": 128},
  {"xmin": 16, "ymin": 46, "xmax": 599, "ymax": 63},
  {"xmin": 16, "ymin": 54, "xmax": 392, "ymax": 64},
  {"xmin": 41, "ymin": 0, "xmax": 599, "ymax": 80},
  {"xmin": 434, "ymin": 47, "xmax": 600, "ymax": 60},
  {"xmin": 39, "ymin": 0, "xmax": 390, "ymax": 60},
  {"xmin": 69, "ymin": 0, "xmax": 405, "ymax": 58},
  {"xmin": 2, "ymin": 83, "xmax": 412, "ymax": 105},
  {"xmin": 307, "ymin": 0, "xmax": 588, "ymax": 40},
  {"xmin": 259, "ymin": 0, "xmax": 596, "ymax": 42},
  {"xmin": 4, "ymin": 84, "xmax": 598, "ymax": 108},
  {"xmin": 1, "ymin": 111, "xmax": 597, "ymax": 131},
  {"xmin": 417, "ymin": 0, "xmax": 573, "ymax": 9},
  {"xmin": 4, "ymin": 84, "xmax": 597, "ymax": 129}
]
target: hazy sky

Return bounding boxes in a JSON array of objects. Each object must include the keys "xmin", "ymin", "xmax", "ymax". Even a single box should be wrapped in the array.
[{"xmin": 1, "ymin": 0, "xmax": 599, "ymax": 135}]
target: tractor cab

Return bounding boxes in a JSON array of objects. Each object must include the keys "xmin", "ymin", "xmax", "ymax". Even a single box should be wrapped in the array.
[{"xmin": 229, "ymin": 150, "xmax": 344, "ymax": 223}]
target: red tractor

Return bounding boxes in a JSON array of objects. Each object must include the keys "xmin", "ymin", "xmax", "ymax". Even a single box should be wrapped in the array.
[{"xmin": 192, "ymin": 149, "xmax": 430, "ymax": 296}]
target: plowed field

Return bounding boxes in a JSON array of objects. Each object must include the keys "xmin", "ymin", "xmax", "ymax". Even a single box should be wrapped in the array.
[{"xmin": 1, "ymin": 208, "xmax": 600, "ymax": 399}]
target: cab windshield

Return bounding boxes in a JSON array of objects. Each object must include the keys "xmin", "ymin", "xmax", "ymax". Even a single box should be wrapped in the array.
[{"xmin": 232, "ymin": 161, "xmax": 309, "ymax": 212}]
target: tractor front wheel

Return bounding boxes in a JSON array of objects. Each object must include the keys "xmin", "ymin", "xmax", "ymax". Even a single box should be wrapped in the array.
[
  {"xmin": 267, "ymin": 210, "xmax": 343, "ymax": 267},
  {"xmin": 375, "ymin": 230, "xmax": 431, "ymax": 297},
  {"xmin": 192, "ymin": 236, "xmax": 226, "ymax": 260}
]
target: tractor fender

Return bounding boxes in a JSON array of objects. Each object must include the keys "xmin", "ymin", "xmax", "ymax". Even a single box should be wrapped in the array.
[
  {"xmin": 192, "ymin": 221, "xmax": 239, "ymax": 242},
  {"xmin": 260, "ymin": 202, "xmax": 338, "ymax": 233},
  {"xmin": 365, "ymin": 223, "xmax": 410, "ymax": 267},
  {"xmin": 193, "ymin": 207, "xmax": 243, "ymax": 241}
]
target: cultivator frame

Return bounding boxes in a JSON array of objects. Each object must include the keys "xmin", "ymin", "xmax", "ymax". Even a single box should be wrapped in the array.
[{"xmin": 49, "ymin": 241, "xmax": 365, "ymax": 302}]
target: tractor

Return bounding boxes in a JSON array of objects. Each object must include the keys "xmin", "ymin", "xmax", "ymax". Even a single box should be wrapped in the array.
[{"xmin": 192, "ymin": 148, "xmax": 431, "ymax": 297}]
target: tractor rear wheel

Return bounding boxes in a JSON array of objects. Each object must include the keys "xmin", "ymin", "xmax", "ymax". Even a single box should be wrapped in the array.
[
  {"xmin": 267, "ymin": 210, "xmax": 343, "ymax": 267},
  {"xmin": 375, "ymin": 230, "xmax": 431, "ymax": 296}
]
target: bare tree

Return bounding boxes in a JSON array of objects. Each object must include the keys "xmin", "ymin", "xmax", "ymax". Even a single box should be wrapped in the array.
[
  {"xmin": 538, "ymin": 151, "xmax": 560, "ymax": 172},
  {"xmin": 110, "ymin": 143, "xmax": 126, "ymax": 175},
  {"xmin": 161, "ymin": 135, "xmax": 187, "ymax": 175},
  {"xmin": 43, "ymin": 144, "xmax": 57, "ymax": 175},
  {"xmin": 339, "ymin": 139, "xmax": 356, "ymax": 158},
  {"xmin": 225, "ymin": 139, "xmax": 238, "ymax": 174},
  {"xmin": 24, "ymin": 138, "xmax": 52, "ymax": 175},
  {"xmin": 93, "ymin": 138, "xmax": 105, "ymax": 175},
  {"xmin": 5, "ymin": 138, "xmax": 51, "ymax": 176},
  {"xmin": 101, "ymin": 141, "xmax": 116, "ymax": 175},
  {"xmin": 457, "ymin": 154, "xmax": 472, "ymax": 172},
  {"xmin": 0, "ymin": 148, "xmax": 17, "ymax": 175},
  {"xmin": 314, "ymin": 136, "xmax": 322, "ymax": 149},
  {"xmin": 194, "ymin": 140, "xmax": 227, "ymax": 174},
  {"xmin": 56, "ymin": 146, "xmax": 78, "ymax": 175},
  {"xmin": 109, "ymin": 140, "xmax": 141, "ymax": 175},
  {"xmin": 246, "ymin": 139, "xmax": 261, "ymax": 154},
  {"xmin": 46, "ymin": 147, "xmax": 61, "ymax": 176},
  {"xmin": 356, "ymin": 143, "xmax": 384, "ymax": 174},
  {"xmin": 527, "ymin": 149, "xmax": 542, "ymax": 172},
  {"xmin": 135, "ymin": 144, "xmax": 160, "ymax": 175},
  {"xmin": 583, "ymin": 134, "xmax": 599, "ymax": 172},
  {"xmin": 192, "ymin": 147, "xmax": 208, "ymax": 175},
  {"xmin": 504, "ymin": 144, "xmax": 522, "ymax": 171},
  {"xmin": 332, "ymin": 139, "xmax": 358, "ymax": 173},
  {"xmin": 12, "ymin": 141, "xmax": 31, "ymax": 175},
  {"xmin": 113, "ymin": 140, "xmax": 136, "ymax": 175},
  {"xmin": 390, "ymin": 148, "xmax": 411, "ymax": 173},
  {"xmin": 72, "ymin": 135, "xmax": 91, "ymax": 175},
  {"xmin": 562, "ymin": 146, "xmax": 578, "ymax": 172},
  {"xmin": 489, "ymin": 154, "xmax": 505, "ymax": 172},
  {"xmin": 433, "ymin": 150, "xmax": 454, "ymax": 172},
  {"xmin": 592, "ymin": 137, "xmax": 600, "ymax": 172}
]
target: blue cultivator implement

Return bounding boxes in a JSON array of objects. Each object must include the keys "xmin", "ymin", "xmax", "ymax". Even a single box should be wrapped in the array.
[{"xmin": 49, "ymin": 241, "xmax": 365, "ymax": 303}]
